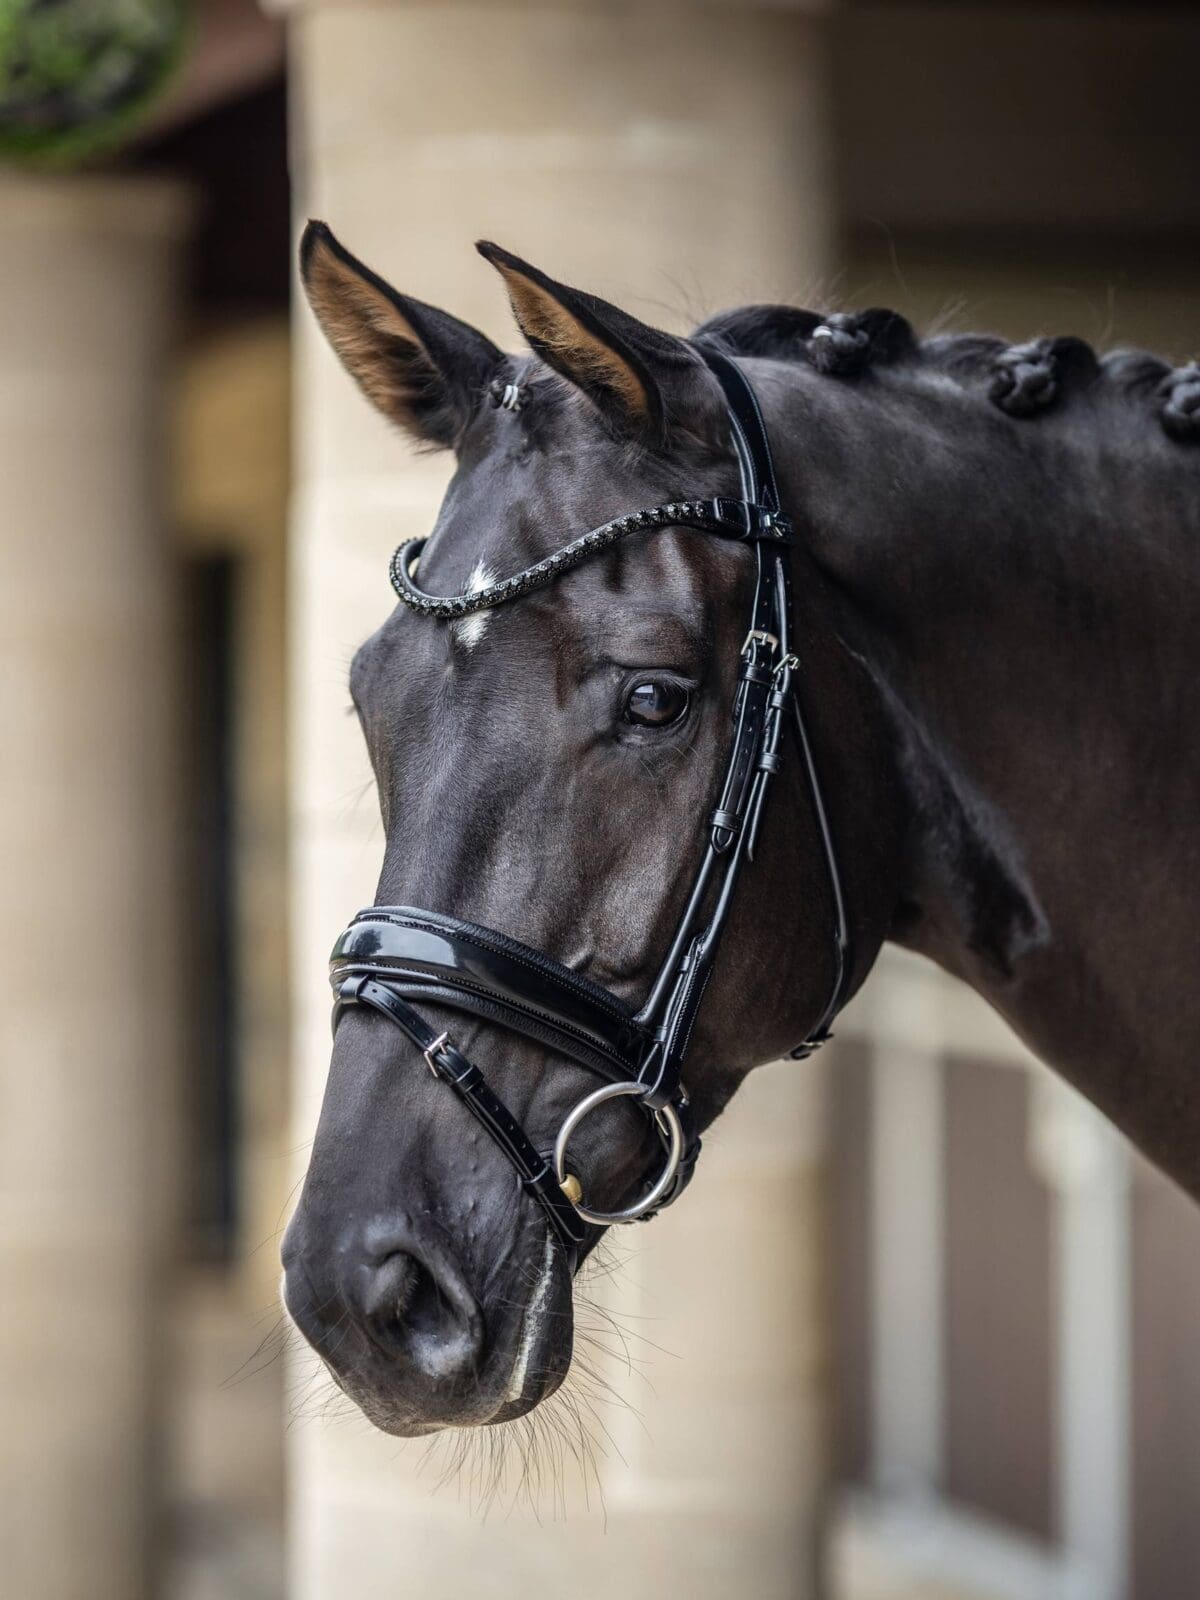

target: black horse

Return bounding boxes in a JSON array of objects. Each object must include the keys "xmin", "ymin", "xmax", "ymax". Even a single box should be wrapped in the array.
[{"xmin": 283, "ymin": 221, "xmax": 1200, "ymax": 1438}]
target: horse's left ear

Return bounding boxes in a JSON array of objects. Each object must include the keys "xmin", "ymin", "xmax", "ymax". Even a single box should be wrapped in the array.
[{"xmin": 476, "ymin": 241, "xmax": 703, "ymax": 446}]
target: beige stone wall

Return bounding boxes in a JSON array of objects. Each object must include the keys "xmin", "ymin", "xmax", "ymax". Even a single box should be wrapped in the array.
[
  {"xmin": 286, "ymin": 3, "xmax": 835, "ymax": 1594},
  {"xmin": 0, "ymin": 173, "xmax": 190, "ymax": 1600}
]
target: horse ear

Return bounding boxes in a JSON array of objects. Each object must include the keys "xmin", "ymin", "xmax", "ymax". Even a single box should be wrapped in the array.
[
  {"xmin": 476, "ymin": 241, "xmax": 699, "ymax": 445},
  {"xmin": 301, "ymin": 221, "xmax": 503, "ymax": 449}
]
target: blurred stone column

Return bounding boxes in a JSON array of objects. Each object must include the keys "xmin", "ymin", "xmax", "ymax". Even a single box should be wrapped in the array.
[
  {"xmin": 285, "ymin": 2, "xmax": 833, "ymax": 1594},
  {"xmin": 0, "ymin": 175, "xmax": 189, "ymax": 1600}
]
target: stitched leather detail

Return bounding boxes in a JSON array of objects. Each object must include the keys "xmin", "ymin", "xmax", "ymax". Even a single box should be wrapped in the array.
[
  {"xmin": 335, "ymin": 969, "xmax": 643, "ymax": 1078},
  {"xmin": 350, "ymin": 907, "xmax": 635, "ymax": 1023}
]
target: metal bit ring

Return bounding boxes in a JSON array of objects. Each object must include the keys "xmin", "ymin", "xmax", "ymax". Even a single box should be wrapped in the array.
[{"xmin": 553, "ymin": 1080, "xmax": 684, "ymax": 1226}]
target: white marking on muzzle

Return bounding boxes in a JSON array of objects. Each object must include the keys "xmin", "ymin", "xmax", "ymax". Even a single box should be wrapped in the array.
[
  {"xmin": 505, "ymin": 1229, "xmax": 557, "ymax": 1403},
  {"xmin": 452, "ymin": 561, "xmax": 497, "ymax": 650}
]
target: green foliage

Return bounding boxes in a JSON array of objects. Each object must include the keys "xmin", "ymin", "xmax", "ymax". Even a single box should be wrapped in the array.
[{"xmin": 0, "ymin": 0, "xmax": 188, "ymax": 167}]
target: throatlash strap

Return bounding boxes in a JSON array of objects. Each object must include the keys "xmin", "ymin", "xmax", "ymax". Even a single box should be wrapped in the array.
[{"xmin": 389, "ymin": 498, "xmax": 792, "ymax": 619}]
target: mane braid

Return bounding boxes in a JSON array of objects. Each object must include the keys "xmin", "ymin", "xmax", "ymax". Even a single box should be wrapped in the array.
[
  {"xmin": 694, "ymin": 304, "xmax": 915, "ymax": 376},
  {"xmin": 692, "ymin": 304, "xmax": 1199, "ymax": 444}
]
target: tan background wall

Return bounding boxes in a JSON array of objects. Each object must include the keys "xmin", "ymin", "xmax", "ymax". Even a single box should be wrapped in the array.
[{"xmin": 834, "ymin": 3, "xmax": 1200, "ymax": 235}]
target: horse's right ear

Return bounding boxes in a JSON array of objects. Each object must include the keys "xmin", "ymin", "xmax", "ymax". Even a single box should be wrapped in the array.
[{"xmin": 300, "ymin": 221, "xmax": 504, "ymax": 449}]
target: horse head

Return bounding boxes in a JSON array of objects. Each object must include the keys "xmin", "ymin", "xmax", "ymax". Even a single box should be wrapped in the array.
[{"xmin": 281, "ymin": 224, "xmax": 898, "ymax": 1436}]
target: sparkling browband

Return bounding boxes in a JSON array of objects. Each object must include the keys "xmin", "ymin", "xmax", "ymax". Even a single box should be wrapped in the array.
[{"xmin": 388, "ymin": 498, "xmax": 793, "ymax": 619}]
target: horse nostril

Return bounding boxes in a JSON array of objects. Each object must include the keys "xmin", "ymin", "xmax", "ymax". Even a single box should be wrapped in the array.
[
  {"xmin": 358, "ymin": 1248, "xmax": 418, "ymax": 1322},
  {"xmin": 397, "ymin": 1257, "xmax": 449, "ymax": 1341},
  {"xmin": 355, "ymin": 1245, "xmax": 483, "ymax": 1383}
]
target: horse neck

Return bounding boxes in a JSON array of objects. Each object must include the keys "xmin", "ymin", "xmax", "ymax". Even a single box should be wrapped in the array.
[{"xmin": 767, "ymin": 356, "xmax": 1200, "ymax": 1192}]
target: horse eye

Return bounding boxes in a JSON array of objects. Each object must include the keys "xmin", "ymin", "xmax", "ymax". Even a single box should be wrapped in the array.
[{"xmin": 624, "ymin": 680, "xmax": 690, "ymax": 728}]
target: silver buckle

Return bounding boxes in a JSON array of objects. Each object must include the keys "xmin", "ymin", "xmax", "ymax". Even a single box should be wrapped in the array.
[
  {"xmin": 422, "ymin": 1032, "xmax": 451, "ymax": 1077},
  {"xmin": 741, "ymin": 628, "xmax": 778, "ymax": 656}
]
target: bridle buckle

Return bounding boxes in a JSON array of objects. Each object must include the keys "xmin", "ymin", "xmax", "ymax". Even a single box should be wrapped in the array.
[
  {"xmin": 422, "ymin": 1032, "xmax": 451, "ymax": 1078},
  {"xmin": 741, "ymin": 627, "xmax": 779, "ymax": 656}
]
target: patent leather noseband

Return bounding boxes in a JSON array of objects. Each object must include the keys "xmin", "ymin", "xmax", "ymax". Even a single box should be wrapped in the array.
[{"xmin": 329, "ymin": 350, "xmax": 852, "ymax": 1263}]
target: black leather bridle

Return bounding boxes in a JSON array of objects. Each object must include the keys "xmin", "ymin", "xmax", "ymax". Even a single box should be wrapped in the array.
[{"xmin": 329, "ymin": 351, "xmax": 851, "ymax": 1264}]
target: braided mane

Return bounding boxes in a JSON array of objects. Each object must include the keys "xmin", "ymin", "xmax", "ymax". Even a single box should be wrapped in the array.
[{"xmin": 692, "ymin": 305, "xmax": 1200, "ymax": 444}]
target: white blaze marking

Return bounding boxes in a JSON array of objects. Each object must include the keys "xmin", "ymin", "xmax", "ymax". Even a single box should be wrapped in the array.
[
  {"xmin": 505, "ymin": 1229, "xmax": 557, "ymax": 1402},
  {"xmin": 452, "ymin": 561, "xmax": 496, "ymax": 650}
]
